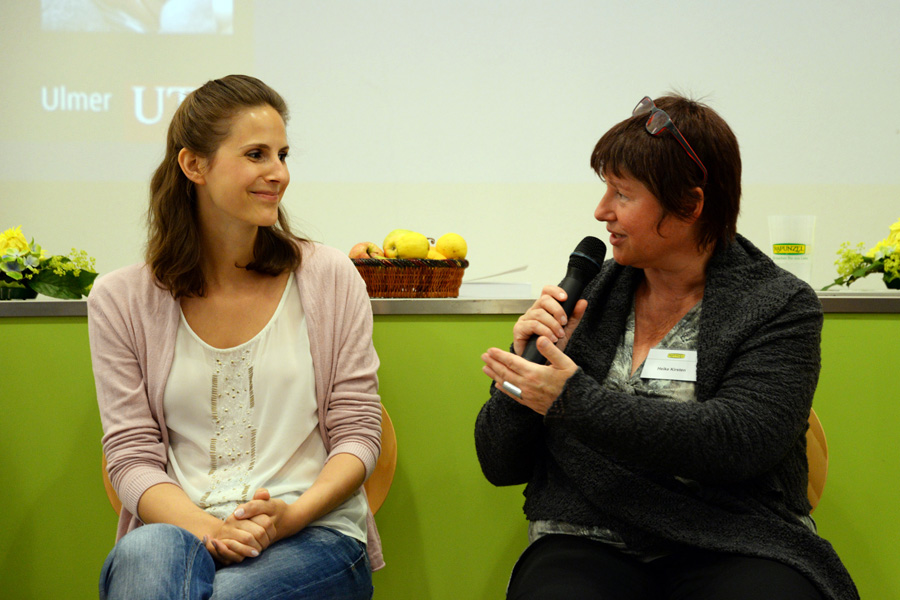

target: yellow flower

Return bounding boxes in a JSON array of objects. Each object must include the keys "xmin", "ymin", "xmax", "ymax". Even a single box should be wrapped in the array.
[
  {"xmin": 885, "ymin": 253, "xmax": 900, "ymax": 280},
  {"xmin": 865, "ymin": 239, "xmax": 893, "ymax": 259},
  {"xmin": 0, "ymin": 226, "xmax": 30, "ymax": 255},
  {"xmin": 825, "ymin": 218, "xmax": 900, "ymax": 290},
  {"xmin": 887, "ymin": 218, "xmax": 900, "ymax": 247},
  {"xmin": 834, "ymin": 242, "xmax": 865, "ymax": 277}
]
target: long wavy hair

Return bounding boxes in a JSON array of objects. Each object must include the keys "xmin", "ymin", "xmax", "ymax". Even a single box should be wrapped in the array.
[{"xmin": 146, "ymin": 74, "xmax": 305, "ymax": 298}]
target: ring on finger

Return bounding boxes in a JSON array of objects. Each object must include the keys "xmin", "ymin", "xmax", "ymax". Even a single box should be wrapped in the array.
[{"xmin": 501, "ymin": 381, "xmax": 522, "ymax": 399}]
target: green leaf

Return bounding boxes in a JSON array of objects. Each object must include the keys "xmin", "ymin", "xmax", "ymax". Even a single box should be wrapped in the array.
[
  {"xmin": 28, "ymin": 269, "xmax": 86, "ymax": 299},
  {"xmin": 0, "ymin": 280, "xmax": 28, "ymax": 289},
  {"xmin": 820, "ymin": 276, "xmax": 847, "ymax": 291},
  {"xmin": 0, "ymin": 268, "xmax": 23, "ymax": 281},
  {"xmin": 76, "ymin": 269, "xmax": 98, "ymax": 294}
]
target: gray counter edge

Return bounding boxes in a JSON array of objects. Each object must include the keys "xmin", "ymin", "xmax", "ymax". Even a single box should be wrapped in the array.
[{"xmin": 3, "ymin": 293, "xmax": 899, "ymax": 318}]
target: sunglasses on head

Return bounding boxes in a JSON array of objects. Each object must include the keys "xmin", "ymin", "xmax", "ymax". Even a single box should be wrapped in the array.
[{"xmin": 633, "ymin": 96, "xmax": 708, "ymax": 186}]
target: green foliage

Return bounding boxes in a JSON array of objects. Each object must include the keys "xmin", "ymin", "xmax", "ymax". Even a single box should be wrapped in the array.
[
  {"xmin": 822, "ymin": 218, "xmax": 900, "ymax": 291},
  {"xmin": 0, "ymin": 226, "xmax": 98, "ymax": 299}
]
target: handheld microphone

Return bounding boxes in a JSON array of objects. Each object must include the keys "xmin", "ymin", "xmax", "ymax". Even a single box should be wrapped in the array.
[{"xmin": 520, "ymin": 236, "xmax": 606, "ymax": 364}]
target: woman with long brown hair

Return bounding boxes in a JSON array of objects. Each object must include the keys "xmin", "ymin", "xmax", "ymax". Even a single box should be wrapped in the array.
[{"xmin": 89, "ymin": 75, "xmax": 382, "ymax": 599}]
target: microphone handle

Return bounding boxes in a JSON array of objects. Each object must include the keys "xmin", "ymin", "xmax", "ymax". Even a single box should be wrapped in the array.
[{"xmin": 519, "ymin": 273, "xmax": 586, "ymax": 364}]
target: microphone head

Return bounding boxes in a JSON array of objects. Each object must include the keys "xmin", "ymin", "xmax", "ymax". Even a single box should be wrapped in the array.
[{"xmin": 568, "ymin": 236, "xmax": 606, "ymax": 277}]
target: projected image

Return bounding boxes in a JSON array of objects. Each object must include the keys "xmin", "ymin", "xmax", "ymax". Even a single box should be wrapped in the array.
[{"xmin": 41, "ymin": 0, "xmax": 233, "ymax": 34}]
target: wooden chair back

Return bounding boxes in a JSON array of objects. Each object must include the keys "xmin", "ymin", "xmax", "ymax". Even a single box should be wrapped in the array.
[{"xmin": 806, "ymin": 408, "xmax": 828, "ymax": 512}]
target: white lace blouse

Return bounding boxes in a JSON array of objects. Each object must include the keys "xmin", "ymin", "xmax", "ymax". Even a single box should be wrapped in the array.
[{"xmin": 163, "ymin": 273, "xmax": 368, "ymax": 543}]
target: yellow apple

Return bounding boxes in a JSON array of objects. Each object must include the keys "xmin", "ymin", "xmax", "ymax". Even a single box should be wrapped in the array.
[
  {"xmin": 435, "ymin": 233, "xmax": 467, "ymax": 260},
  {"xmin": 382, "ymin": 229, "xmax": 412, "ymax": 258},
  {"xmin": 394, "ymin": 231, "xmax": 430, "ymax": 259},
  {"xmin": 427, "ymin": 247, "xmax": 447, "ymax": 260}
]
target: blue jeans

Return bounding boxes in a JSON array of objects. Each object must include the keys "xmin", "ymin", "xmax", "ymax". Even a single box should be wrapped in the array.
[{"xmin": 99, "ymin": 524, "xmax": 372, "ymax": 600}]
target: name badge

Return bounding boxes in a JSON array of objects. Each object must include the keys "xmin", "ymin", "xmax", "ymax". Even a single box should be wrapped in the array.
[{"xmin": 641, "ymin": 348, "xmax": 697, "ymax": 382}]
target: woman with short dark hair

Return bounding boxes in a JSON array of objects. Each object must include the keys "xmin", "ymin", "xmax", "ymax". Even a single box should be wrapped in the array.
[{"xmin": 476, "ymin": 94, "xmax": 857, "ymax": 600}]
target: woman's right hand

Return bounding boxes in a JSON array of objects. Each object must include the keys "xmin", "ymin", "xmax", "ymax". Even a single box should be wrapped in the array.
[
  {"xmin": 205, "ymin": 518, "xmax": 268, "ymax": 565},
  {"xmin": 206, "ymin": 489, "xmax": 278, "ymax": 565},
  {"xmin": 513, "ymin": 285, "xmax": 588, "ymax": 356},
  {"xmin": 135, "ymin": 482, "xmax": 276, "ymax": 565}
]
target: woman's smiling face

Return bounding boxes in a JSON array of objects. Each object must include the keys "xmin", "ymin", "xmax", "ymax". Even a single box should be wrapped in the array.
[{"xmin": 194, "ymin": 104, "xmax": 290, "ymax": 233}]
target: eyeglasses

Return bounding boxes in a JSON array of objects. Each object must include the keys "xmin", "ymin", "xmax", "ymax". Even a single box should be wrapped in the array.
[{"xmin": 633, "ymin": 96, "xmax": 708, "ymax": 186}]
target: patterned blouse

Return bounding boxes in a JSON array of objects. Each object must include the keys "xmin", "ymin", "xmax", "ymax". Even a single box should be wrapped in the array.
[{"xmin": 530, "ymin": 299, "xmax": 815, "ymax": 557}]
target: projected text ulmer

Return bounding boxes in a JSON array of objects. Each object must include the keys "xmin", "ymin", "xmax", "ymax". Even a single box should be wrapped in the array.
[{"xmin": 42, "ymin": 86, "xmax": 112, "ymax": 112}]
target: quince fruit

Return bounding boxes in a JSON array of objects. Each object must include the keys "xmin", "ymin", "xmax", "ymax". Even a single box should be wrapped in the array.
[
  {"xmin": 382, "ymin": 229, "xmax": 412, "ymax": 258},
  {"xmin": 435, "ymin": 233, "xmax": 467, "ymax": 260},
  {"xmin": 391, "ymin": 231, "xmax": 430, "ymax": 259},
  {"xmin": 427, "ymin": 247, "xmax": 447, "ymax": 260}
]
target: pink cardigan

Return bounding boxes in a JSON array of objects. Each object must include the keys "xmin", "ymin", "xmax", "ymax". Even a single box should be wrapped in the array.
[{"xmin": 87, "ymin": 243, "xmax": 384, "ymax": 570}]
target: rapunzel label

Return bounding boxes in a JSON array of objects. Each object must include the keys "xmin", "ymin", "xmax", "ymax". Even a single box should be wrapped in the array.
[{"xmin": 773, "ymin": 243, "xmax": 807, "ymax": 255}]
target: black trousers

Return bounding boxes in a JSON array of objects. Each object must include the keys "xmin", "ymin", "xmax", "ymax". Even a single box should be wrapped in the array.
[{"xmin": 506, "ymin": 534, "xmax": 824, "ymax": 600}]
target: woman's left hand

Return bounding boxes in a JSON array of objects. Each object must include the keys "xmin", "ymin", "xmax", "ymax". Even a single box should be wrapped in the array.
[
  {"xmin": 205, "ymin": 488, "xmax": 286, "ymax": 564},
  {"xmin": 227, "ymin": 488, "xmax": 292, "ymax": 544},
  {"xmin": 482, "ymin": 336, "xmax": 579, "ymax": 415}
]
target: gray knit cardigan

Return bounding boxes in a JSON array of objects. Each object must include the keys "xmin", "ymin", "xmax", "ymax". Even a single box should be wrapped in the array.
[{"xmin": 475, "ymin": 235, "xmax": 857, "ymax": 599}]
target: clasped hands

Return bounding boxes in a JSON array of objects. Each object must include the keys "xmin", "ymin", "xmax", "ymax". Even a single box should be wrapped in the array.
[
  {"xmin": 482, "ymin": 285, "xmax": 586, "ymax": 415},
  {"xmin": 205, "ymin": 488, "xmax": 291, "ymax": 565}
]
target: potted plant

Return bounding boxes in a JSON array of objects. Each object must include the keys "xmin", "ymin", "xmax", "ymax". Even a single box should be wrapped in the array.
[
  {"xmin": 822, "ymin": 218, "xmax": 900, "ymax": 291},
  {"xmin": 0, "ymin": 226, "xmax": 98, "ymax": 300}
]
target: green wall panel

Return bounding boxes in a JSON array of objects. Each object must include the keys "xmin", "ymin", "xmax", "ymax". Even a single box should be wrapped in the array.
[
  {"xmin": 0, "ymin": 312, "xmax": 896, "ymax": 599},
  {"xmin": 369, "ymin": 315, "xmax": 527, "ymax": 599},
  {"xmin": 0, "ymin": 317, "xmax": 114, "ymax": 599},
  {"xmin": 812, "ymin": 315, "xmax": 900, "ymax": 599}
]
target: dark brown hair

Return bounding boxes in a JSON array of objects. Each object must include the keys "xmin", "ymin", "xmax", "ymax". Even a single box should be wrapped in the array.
[
  {"xmin": 146, "ymin": 74, "xmax": 305, "ymax": 298},
  {"xmin": 590, "ymin": 94, "xmax": 741, "ymax": 251}
]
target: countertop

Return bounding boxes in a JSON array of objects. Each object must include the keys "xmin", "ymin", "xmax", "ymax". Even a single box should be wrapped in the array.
[{"xmin": 2, "ymin": 292, "xmax": 899, "ymax": 317}]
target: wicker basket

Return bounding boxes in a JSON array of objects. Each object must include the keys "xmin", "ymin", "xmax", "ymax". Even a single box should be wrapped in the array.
[{"xmin": 352, "ymin": 258, "xmax": 468, "ymax": 298}]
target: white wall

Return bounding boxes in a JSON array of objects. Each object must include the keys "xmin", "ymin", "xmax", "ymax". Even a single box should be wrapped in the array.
[{"xmin": 2, "ymin": 0, "xmax": 898, "ymax": 294}]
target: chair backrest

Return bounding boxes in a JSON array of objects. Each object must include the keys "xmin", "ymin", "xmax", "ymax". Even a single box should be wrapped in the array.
[
  {"xmin": 806, "ymin": 408, "xmax": 828, "ymax": 512},
  {"xmin": 101, "ymin": 452, "xmax": 122, "ymax": 516},
  {"xmin": 102, "ymin": 403, "xmax": 398, "ymax": 516},
  {"xmin": 364, "ymin": 404, "xmax": 398, "ymax": 514}
]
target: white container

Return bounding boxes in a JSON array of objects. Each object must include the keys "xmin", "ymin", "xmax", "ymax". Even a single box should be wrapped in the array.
[{"xmin": 768, "ymin": 215, "xmax": 816, "ymax": 284}]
